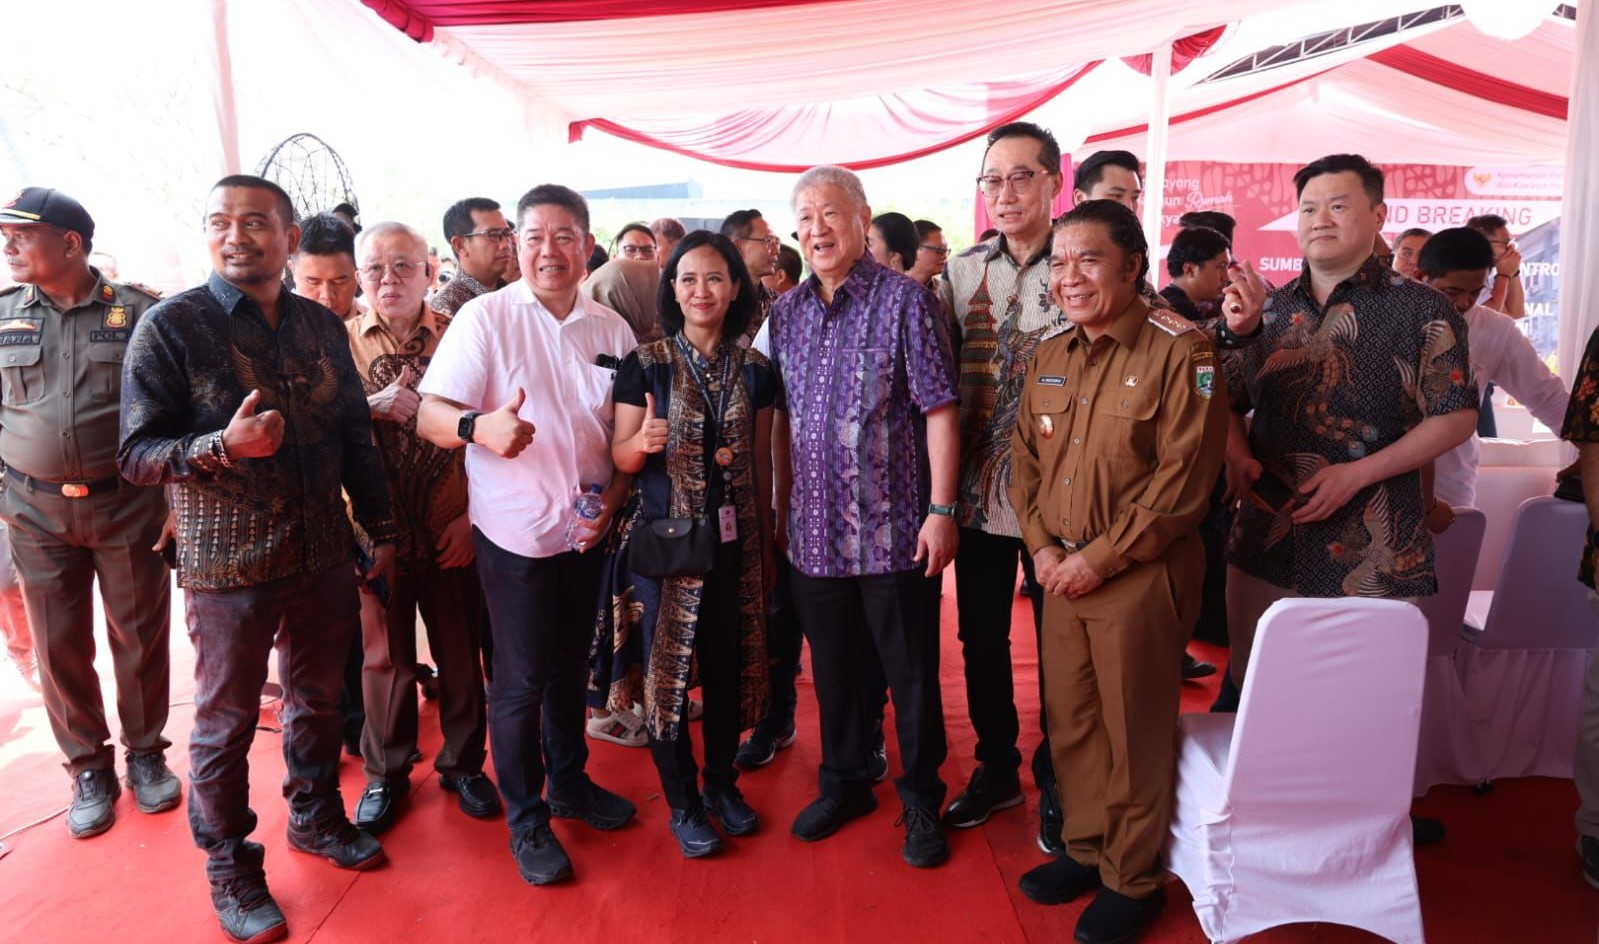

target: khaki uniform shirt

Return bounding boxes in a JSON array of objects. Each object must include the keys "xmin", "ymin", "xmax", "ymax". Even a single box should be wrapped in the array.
[
  {"xmin": 0, "ymin": 271, "xmax": 160, "ymax": 480},
  {"xmin": 1010, "ymin": 297, "xmax": 1228, "ymax": 580}
]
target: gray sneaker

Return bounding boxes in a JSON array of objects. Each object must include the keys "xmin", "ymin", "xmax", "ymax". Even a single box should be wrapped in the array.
[
  {"xmin": 67, "ymin": 768, "xmax": 120, "ymax": 838},
  {"xmin": 125, "ymin": 751, "xmax": 182, "ymax": 814}
]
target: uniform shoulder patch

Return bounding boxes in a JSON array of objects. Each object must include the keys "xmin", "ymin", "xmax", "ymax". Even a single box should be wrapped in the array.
[
  {"xmin": 1147, "ymin": 308, "xmax": 1195, "ymax": 337},
  {"xmin": 121, "ymin": 281, "xmax": 164, "ymax": 300}
]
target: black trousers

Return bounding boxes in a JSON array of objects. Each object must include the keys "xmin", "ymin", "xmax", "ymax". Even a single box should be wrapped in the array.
[
  {"xmin": 645, "ymin": 544, "xmax": 744, "ymax": 810},
  {"xmin": 953, "ymin": 528, "xmax": 1054, "ymax": 793},
  {"xmin": 1194, "ymin": 475, "xmax": 1232, "ymax": 646},
  {"xmin": 473, "ymin": 529, "xmax": 602, "ymax": 834},
  {"xmin": 752, "ymin": 559, "xmax": 803, "ymax": 739},
  {"xmin": 186, "ymin": 564, "xmax": 357, "ymax": 882},
  {"xmin": 790, "ymin": 564, "xmax": 946, "ymax": 811}
]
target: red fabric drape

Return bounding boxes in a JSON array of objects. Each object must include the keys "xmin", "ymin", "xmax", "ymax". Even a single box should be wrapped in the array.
[
  {"xmin": 1120, "ymin": 26, "xmax": 1228, "ymax": 76},
  {"xmin": 571, "ymin": 63, "xmax": 1100, "ymax": 173},
  {"xmin": 360, "ymin": 0, "xmax": 837, "ymax": 32},
  {"xmin": 1369, "ymin": 47, "xmax": 1568, "ymax": 120}
]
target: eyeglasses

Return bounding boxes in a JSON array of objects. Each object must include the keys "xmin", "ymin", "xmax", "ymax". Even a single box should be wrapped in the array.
[
  {"xmin": 462, "ymin": 228, "xmax": 516, "ymax": 243},
  {"xmin": 358, "ymin": 260, "xmax": 426, "ymax": 281},
  {"xmin": 619, "ymin": 244, "xmax": 657, "ymax": 260},
  {"xmin": 975, "ymin": 169, "xmax": 1046, "ymax": 196},
  {"xmin": 919, "ymin": 243, "xmax": 950, "ymax": 256},
  {"xmin": 738, "ymin": 235, "xmax": 782, "ymax": 250}
]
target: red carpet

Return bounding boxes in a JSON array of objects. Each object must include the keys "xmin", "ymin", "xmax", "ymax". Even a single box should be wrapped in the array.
[{"xmin": 0, "ymin": 581, "xmax": 1594, "ymax": 942}]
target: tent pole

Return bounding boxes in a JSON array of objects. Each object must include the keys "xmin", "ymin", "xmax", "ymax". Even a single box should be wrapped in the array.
[
  {"xmin": 208, "ymin": 0, "xmax": 242, "ymax": 174},
  {"xmin": 1142, "ymin": 41, "xmax": 1174, "ymax": 285},
  {"xmin": 1557, "ymin": 0, "xmax": 1598, "ymax": 382}
]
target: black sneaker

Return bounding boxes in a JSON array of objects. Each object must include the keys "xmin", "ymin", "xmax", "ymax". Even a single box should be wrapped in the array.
[
  {"xmin": 943, "ymin": 764, "xmax": 1024, "ymax": 829},
  {"xmin": 441, "ymin": 772, "xmax": 503, "ymax": 819},
  {"xmin": 549, "ymin": 778, "xmax": 636, "ymax": 830},
  {"xmin": 1037, "ymin": 788, "xmax": 1065, "ymax": 857},
  {"xmin": 791, "ymin": 790, "xmax": 877, "ymax": 842},
  {"xmin": 668, "ymin": 805, "xmax": 723, "ymax": 858},
  {"xmin": 869, "ymin": 723, "xmax": 889, "ymax": 783},
  {"xmin": 704, "ymin": 783, "xmax": 758, "ymax": 836},
  {"xmin": 1073, "ymin": 885, "xmax": 1165, "ymax": 944},
  {"xmin": 210, "ymin": 874, "xmax": 287, "ymax": 944},
  {"xmin": 125, "ymin": 750, "xmax": 182, "ymax": 814},
  {"xmin": 1580, "ymin": 836, "xmax": 1599, "ymax": 890},
  {"xmin": 286, "ymin": 818, "xmax": 385, "ymax": 871},
  {"xmin": 353, "ymin": 780, "xmax": 407, "ymax": 835},
  {"xmin": 511, "ymin": 823, "xmax": 572, "ymax": 885},
  {"xmin": 67, "ymin": 768, "xmax": 120, "ymax": 838},
  {"xmin": 898, "ymin": 806, "xmax": 949, "ymax": 868},
  {"xmin": 1182, "ymin": 653, "xmax": 1217, "ymax": 680},
  {"xmin": 1019, "ymin": 855, "xmax": 1101, "ymax": 905},
  {"xmin": 734, "ymin": 724, "xmax": 797, "ymax": 770}
]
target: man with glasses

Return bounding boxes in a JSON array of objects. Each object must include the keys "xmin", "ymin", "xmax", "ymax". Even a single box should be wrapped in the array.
[
  {"xmin": 722, "ymin": 209, "xmax": 781, "ymax": 344},
  {"xmin": 1465, "ymin": 214, "xmax": 1524, "ymax": 319},
  {"xmin": 432, "ymin": 197, "xmax": 514, "ymax": 317},
  {"xmin": 910, "ymin": 220, "xmax": 949, "ymax": 291},
  {"xmin": 119, "ymin": 174, "xmax": 398, "ymax": 943},
  {"xmin": 937, "ymin": 121, "xmax": 1066, "ymax": 851},
  {"xmin": 346, "ymin": 222, "xmax": 498, "ymax": 838},
  {"xmin": 612, "ymin": 222, "xmax": 658, "ymax": 263}
]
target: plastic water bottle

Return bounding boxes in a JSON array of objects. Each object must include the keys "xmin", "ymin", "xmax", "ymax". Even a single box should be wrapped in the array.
[{"xmin": 565, "ymin": 484, "xmax": 604, "ymax": 551}]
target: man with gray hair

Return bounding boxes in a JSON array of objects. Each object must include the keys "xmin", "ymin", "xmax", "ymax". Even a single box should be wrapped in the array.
[
  {"xmin": 767, "ymin": 165, "xmax": 960, "ymax": 868},
  {"xmin": 346, "ymin": 222, "xmax": 498, "ymax": 837}
]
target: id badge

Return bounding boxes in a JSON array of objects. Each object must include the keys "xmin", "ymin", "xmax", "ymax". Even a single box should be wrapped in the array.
[{"xmin": 718, "ymin": 504, "xmax": 738, "ymax": 543}]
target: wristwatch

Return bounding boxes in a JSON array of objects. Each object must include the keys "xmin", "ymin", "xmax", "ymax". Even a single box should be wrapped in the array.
[
  {"xmin": 927, "ymin": 502, "xmax": 956, "ymax": 518},
  {"xmin": 457, "ymin": 410, "xmax": 482, "ymax": 444}
]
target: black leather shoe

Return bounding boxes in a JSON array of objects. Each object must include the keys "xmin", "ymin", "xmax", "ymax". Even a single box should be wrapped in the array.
[
  {"xmin": 1580, "ymin": 835, "xmax": 1599, "ymax": 890},
  {"xmin": 704, "ymin": 784, "xmax": 759, "ymax": 836},
  {"xmin": 511, "ymin": 823, "xmax": 572, "ymax": 885},
  {"xmin": 791, "ymin": 790, "xmax": 877, "ymax": 842},
  {"xmin": 868, "ymin": 723, "xmax": 889, "ymax": 783},
  {"xmin": 286, "ymin": 819, "xmax": 385, "ymax": 870},
  {"xmin": 668, "ymin": 805, "xmax": 724, "ymax": 858},
  {"xmin": 1037, "ymin": 788, "xmax": 1065, "ymax": 857},
  {"xmin": 899, "ymin": 806, "xmax": 949, "ymax": 868},
  {"xmin": 1073, "ymin": 886, "xmax": 1165, "ymax": 944},
  {"xmin": 1020, "ymin": 855, "xmax": 1101, "ymax": 905},
  {"xmin": 125, "ymin": 750, "xmax": 182, "ymax": 814},
  {"xmin": 549, "ymin": 778, "xmax": 636, "ymax": 830},
  {"xmin": 67, "ymin": 768, "xmax": 120, "ymax": 838},
  {"xmin": 1182, "ymin": 654, "xmax": 1217, "ymax": 680},
  {"xmin": 211, "ymin": 875, "xmax": 287, "ymax": 944},
  {"xmin": 353, "ymin": 780, "xmax": 407, "ymax": 835},
  {"xmin": 1412, "ymin": 814, "xmax": 1445, "ymax": 847},
  {"xmin": 441, "ymin": 772, "xmax": 502, "ymax": 819},
  {"xmin": 943, "ymin": 764, "xmax": 1024, "ymax": 829}
]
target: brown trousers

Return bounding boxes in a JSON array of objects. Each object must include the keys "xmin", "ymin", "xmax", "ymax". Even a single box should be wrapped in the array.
[
  {"xmin": 359, "ymin": 557, "xmax": 487, "ymax": 782},
  {"xmin": 1, "ymin": 480, "xmax": 171, "ymax": 774},
  {"xmin": 1040, "ymin": 534, "xmax": 1202, "ymax": 898}
]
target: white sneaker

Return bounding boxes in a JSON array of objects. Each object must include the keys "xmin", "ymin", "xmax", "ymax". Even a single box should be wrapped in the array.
[{"xmin": 587, "ymin": 706, "xmax": 647, "ymax": 747}]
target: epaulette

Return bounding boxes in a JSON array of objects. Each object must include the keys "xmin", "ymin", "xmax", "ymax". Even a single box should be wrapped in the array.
[
  {"xmin": 0, "ymin": 284, "xmax": 21, "ymax": 298},
  {"xmin": 120, "ymin": 281, "xmax": 164, "ymax": 300},
  {"xmin": 1147, "ymin": 307, "xmax": 1196, "ymax": 337},
  {"xmin": 1040, "ymin": 320, "xmax": 1076, "ymax": 342}
]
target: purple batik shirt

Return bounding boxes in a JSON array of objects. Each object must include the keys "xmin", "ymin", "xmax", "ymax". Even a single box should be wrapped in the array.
[{"xmin": 769, "ymin": 253, "xmax": 958, "ymax": 578}]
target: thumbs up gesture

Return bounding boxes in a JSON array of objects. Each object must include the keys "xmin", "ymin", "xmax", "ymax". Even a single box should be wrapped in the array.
[
  {"xmin": 369, "ymin": 363, "xmax": 422, "ymax": 424},
  {"xmin": 475, "ymin": 388, "xmax": 536, "ymax": 458},
  {"xmin": 222, "ymin": 389, "xmax": 285, "ymax": 459},
  {"xmin": 635, "ymin": 391, "xmax": 669, "ymax": 454}
]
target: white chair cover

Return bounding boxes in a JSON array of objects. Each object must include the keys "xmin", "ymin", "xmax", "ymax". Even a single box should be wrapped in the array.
[
  {"xmin": 1412, "ymin": 508, "xmax": 1487, "ymax": 793},
  {"xmin": 1458, "ymin": 496, "xmax": 1599, "ymax": 780},
  {"xmin": 1167, "ymin": 598, "xmax": 1429, "ymax": 944}
]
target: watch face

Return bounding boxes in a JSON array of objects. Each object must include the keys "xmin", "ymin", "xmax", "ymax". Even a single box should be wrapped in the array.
[{"xmin": 458, "ymin": 412, "xmax": 476, "ymax": 442}]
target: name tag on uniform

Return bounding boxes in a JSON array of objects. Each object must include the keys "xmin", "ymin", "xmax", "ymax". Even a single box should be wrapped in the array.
[
  {"xmin": 90, "ymin": 330, "xmax": 130, "ymax": 343},
  {"xmin": 1036, "ymin": 375, "xmax": 1066, "ymax": 386},
  {"xmin": 719, "ymin": 505, "xmax": 738, "ymax": 543}
]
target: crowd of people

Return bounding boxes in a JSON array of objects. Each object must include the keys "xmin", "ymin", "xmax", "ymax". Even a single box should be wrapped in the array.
[{"xmin": 1, "ymin": 118, "xmax": 1596, "ymax": 944}]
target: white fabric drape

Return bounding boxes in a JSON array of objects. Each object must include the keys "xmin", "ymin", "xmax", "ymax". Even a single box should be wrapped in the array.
[{"xmin": 1557, "ymin": 0, "xmax": 1599, "ymax": 381}]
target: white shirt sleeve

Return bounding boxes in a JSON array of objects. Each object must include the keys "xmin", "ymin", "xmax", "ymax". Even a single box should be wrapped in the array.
[
  {"xmin": 1470, "ymin": 305, "xmax": 1569, "ymax": 431},
  {"xmin": 752, "ymin": 318, "xmax": 771, "ymax": 357},
  {"xmin": 418, "ymin": 296, "xmax": 490, "ymax": 410}
]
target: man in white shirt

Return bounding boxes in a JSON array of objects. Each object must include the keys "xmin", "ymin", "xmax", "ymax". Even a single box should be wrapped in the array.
[
  {"xmin": 417, "ymin": 184, "xmax": 638, "ymax": 888},
  {"xmin": 1413, "ymin": 227, "xmax": 1568, "ymax": 509}
]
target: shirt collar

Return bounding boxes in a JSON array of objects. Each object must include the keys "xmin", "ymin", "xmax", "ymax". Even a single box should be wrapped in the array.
[
  {"xmin": 452, "ymin": 269, "xmax": 493, "ymax": 296},
  {"xmin": 1068, "ymin": 294, "xmax": 1147, "ymax": 350},
  {"xmin": 1293, "ymin": 252, "xmax": 1392, "ymax": 305},
  {"xmin": 357, "ymin": 303, "xmax": 440, "ymax": 339},
  {"xmin": 206, "ymin": 271, "xmax": 249, "ymax": 314},
  {"xmin": 800, "ymin": 251, "xmax": 879, "ymax": 305},
  {"xmin": 13, "ymin": 269, "xmax": 114, "ymax": 311},
  {"xmin": 987, "ymin": 233, "xmax": 1050, "ymax": 268},
  {"xmin": 1159, "ymin": 283, "xmax": 1203, "ymax": 323}
]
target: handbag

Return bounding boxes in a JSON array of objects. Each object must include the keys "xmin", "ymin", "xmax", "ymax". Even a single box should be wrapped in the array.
[{"xmin": 629, "ymin": 516, "xmax": 717, "ymax": 578}]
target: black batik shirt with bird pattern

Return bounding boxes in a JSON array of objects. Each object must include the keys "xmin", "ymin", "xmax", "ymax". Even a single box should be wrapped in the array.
[
  {"xmin": 1222, "ymin": 255, "xmax": 1477, "ymax": 598},
  {"xmin": 117, "ymin": 272, "xmax": 396, "ymax": 591}
]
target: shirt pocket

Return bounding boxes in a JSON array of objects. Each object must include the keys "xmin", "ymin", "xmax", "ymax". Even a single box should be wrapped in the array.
[
  {"xmin": 1095, "ymin": 388, "xmax": 1159, "ymax": 461},
  {"xmin": 0, "ymin": 343, "xmax": 45, "ymax": 405},
  {"xmin": 582, "ymin": 361, "xmax": 617, "ymax": 428},
  {"xmin": 88, "ymin": 344, "xmax": 125, "ymax": 403},
  {"xmin": 845, "ymin": 347, "xmax": 895, "ymax": 416},
  {"xmin": 1026, "ymin": 384, "xmax": 1072, "ymax": 456}
]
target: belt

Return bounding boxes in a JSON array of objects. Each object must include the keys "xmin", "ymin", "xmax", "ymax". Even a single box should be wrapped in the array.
[{"xmin": 4, "ymin": 465, "xmax": 121, "ymax": 498}]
